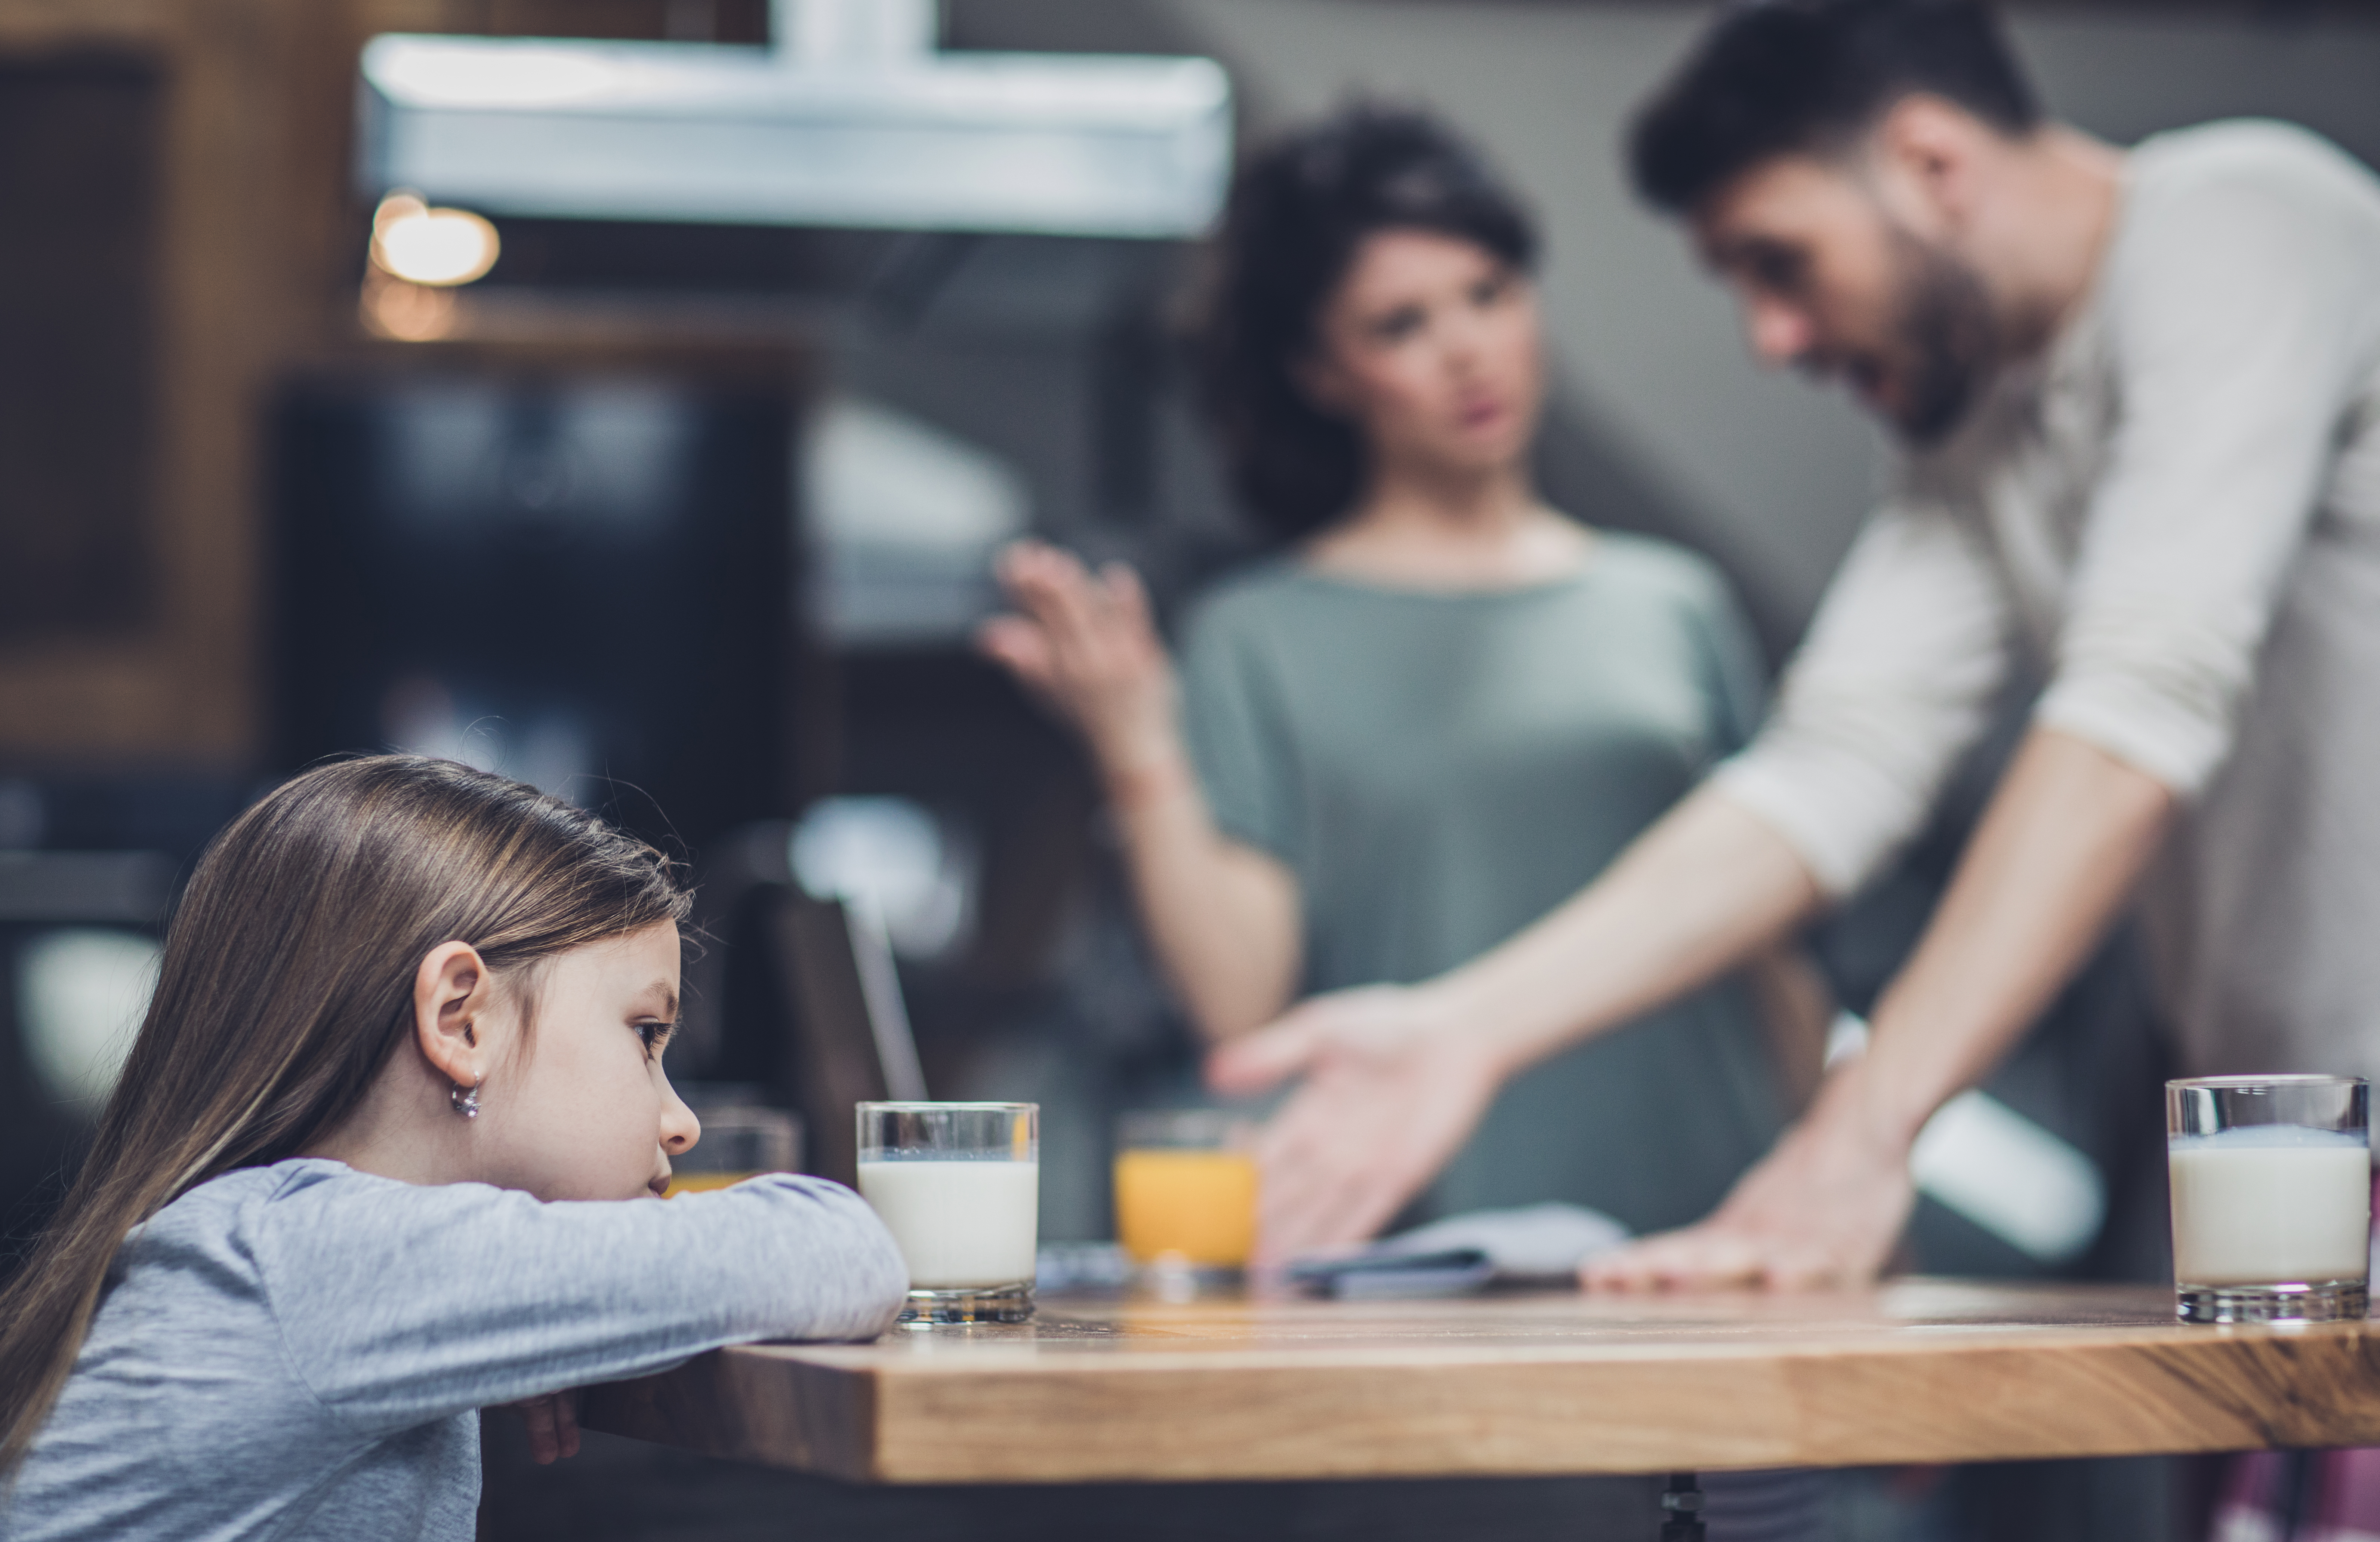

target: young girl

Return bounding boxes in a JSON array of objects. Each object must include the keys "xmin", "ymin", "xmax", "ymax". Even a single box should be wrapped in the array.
[{"xmin": 0, "ymin": 757, "xmax": 906, "ymax": 1539}]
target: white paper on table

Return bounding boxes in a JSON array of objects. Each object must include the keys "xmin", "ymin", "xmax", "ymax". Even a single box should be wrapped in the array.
[{"xmin": 1372, "ymin": 1202, "xmax": 1632, "ymax": 1283}]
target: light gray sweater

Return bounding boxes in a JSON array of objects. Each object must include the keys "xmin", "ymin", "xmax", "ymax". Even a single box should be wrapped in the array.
[{"xmin": 2, "ymin": 1158, "xmax": 908, "ymax": 1542}]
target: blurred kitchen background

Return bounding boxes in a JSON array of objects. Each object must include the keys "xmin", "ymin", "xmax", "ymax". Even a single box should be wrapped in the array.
[{"xmin": 0, "ymin": 1, "xmax": 2375, "ymax": 1537}]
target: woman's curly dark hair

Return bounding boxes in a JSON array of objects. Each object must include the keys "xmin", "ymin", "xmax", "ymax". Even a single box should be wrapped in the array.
[{"xmin": 1193, "ymin": 104, "xmax": 1539, "ymax": 543}]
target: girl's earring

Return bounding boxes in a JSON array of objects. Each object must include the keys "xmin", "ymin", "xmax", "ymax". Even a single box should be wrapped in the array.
[{"xmin": 450, "ymin": 1076, "xmax": 482, "ymax": 1120}]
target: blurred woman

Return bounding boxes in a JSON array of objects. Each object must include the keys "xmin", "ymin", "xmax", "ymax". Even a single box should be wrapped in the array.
[{"xmin": 982, "ymin": 106, "xmax": 1822, "ymax": 1255}]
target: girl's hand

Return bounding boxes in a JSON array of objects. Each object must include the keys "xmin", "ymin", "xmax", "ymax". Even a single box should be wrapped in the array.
[
  {"xmin": 978, "ymin": 541, "xmax": 1181, "ymax": 781},
  {"xmin": 505, "ymin": 1389, "xmax": 583, "ymax": 1465}
]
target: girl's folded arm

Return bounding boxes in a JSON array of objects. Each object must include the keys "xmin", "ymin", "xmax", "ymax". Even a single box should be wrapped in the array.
[{"xmin": 253, "ymin": 1167, "xmax": 906, "ymax": 1435}]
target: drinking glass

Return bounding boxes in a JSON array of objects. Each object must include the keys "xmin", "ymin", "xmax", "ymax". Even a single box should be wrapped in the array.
[
  {"xmin": 2168, "ymin": 1075, "xmax": 2370, "ymax": 1323},
  {"xmin": 856, "ymin": 1102, "xmax": 1038, "ymax": 1324},
  {"xmin": 1113, "ymin": 1109, "xmax": 1258, "ymax": 1274},
  {"xmin": 663, "ymin": 1105, "xmax": 801, "ymax": 1196}
]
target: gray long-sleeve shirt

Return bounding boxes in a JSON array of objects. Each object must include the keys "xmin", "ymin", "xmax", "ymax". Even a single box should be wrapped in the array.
[{"xmin": 3, "ymin": 1158, "xmax": 907, "ymax": 1542}]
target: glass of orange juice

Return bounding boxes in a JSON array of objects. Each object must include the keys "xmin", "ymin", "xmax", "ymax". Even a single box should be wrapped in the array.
[
  {"xmin": 664, "ymin": 1104, "xmax": 802, "ymax": 1196},
  {"xmin": 1113, "ymin": 1109, "xmax": 1258, "ymax": 1272}
]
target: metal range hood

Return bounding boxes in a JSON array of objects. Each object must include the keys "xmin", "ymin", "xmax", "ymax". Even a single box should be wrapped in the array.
[{"xmin": 354, "ymin": 0, "xmax": 1231, "ymax": 241}]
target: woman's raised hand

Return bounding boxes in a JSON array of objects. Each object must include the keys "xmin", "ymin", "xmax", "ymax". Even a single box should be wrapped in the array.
[
  {"xmin": 978, "ymin": 541, "xmax": 1180, "ymax": 779},
  {"xmin": 985, "ymin": 541, "xmax": 1305, "ymax": 1045}
]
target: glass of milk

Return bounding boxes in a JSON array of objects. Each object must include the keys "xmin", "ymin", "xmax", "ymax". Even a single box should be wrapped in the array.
[
  {"xmin": 2168, "ymin": 1075, "xmax": 2370, "ymax": 1324},
  {"xmin": 857, "ymin": 1102, "xmax": 1038, "ymax": 1325}
]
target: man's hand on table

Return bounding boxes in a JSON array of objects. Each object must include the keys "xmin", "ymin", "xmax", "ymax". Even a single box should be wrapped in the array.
[
  {"xmin": 1207, "ymin": 983, "xmax": 1507, "ymax": 1261},
  {"xmin": 1582, "ymin": 1092, "xmax": 1915, "ymax": 1291}
]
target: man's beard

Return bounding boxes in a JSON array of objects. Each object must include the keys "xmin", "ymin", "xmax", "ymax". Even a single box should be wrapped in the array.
[{"xmin": 1879, "ymin": 229, "xmax": 2000, "ymax": 447}]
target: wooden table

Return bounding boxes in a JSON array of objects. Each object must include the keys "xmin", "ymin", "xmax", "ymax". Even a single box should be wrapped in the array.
[{"xmin": 584, "ymin": 1279, "xmax": 2380, "ymax": 1490}]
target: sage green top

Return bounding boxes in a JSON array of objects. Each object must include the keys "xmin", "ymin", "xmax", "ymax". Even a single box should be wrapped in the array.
[{"xmin": 1178, "ymin": 532, "xmax": 1783, "ymax": 1234}]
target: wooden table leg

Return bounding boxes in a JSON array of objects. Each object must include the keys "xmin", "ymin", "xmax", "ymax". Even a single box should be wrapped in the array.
[{"xmin": 1659, "ymin": 1472, "xmax": 1705, "ymax": 1541}]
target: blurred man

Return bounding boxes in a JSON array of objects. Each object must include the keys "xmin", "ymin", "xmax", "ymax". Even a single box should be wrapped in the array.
[{"xmin": 1213, "ymin": 0, "xmax": 2380, "ymax": 1291}]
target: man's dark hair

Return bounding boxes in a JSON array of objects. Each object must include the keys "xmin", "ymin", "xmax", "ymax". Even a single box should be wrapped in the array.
[
  {"xmin": 1629, "ymin": 0, "xmax": 2041, "ymax": 215},
  {"xmin": 1193, "ymin": 104, "xmax": 1537, "ymax": 542}
]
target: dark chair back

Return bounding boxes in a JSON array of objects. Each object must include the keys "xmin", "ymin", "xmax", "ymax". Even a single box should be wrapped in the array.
[
  {"xmin": 760, "ymin": 890, "xmax": 926, "ymax": 1186},
  {"xmin": 685, "ymin": 821, "xmax": 926, "ymax": 1188}
]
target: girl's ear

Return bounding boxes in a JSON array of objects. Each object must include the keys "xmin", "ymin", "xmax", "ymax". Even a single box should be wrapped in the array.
[{"xmin": 413, "ymin": 941, "xmax": 492, "ymax": 1089}]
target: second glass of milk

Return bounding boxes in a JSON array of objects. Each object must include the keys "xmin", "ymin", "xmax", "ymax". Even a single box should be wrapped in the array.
[
  {"xmin": 857, "ymin": 1101, "xmax": 1039, "ymax": 1325},
  {"xmin": 2168, "ymin": 1075, "xmax": 2370, "ymax": 1324}
]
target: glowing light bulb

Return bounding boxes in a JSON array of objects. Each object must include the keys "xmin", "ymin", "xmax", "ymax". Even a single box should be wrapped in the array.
[{"xmin": 370, "ymin": 193, "xmax": 499, "ymax": 286}]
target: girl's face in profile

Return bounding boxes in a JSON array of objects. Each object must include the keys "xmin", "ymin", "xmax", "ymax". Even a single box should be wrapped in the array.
[
  {"xmin": 1300, "ymin": 228, "xmax": 1544, "ymax": 483},
  {"xmin": 475, "ymin": 922, "xmax": 700, "ymax": 1201}
]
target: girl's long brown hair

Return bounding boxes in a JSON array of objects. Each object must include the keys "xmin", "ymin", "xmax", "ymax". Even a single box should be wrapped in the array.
[{"xmin": 0, "ymin": 756, "xmax": 690, "ymax": 1477}]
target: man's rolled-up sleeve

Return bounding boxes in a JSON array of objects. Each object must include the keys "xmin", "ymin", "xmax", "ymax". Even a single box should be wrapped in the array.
[
  {"xmin": 1714, "ymin": 500, "xmax": 2014, "ymax": 898},
  {"xmin": 2034, "ymin": 163, "xmax": 2374, "ymax": 796}
]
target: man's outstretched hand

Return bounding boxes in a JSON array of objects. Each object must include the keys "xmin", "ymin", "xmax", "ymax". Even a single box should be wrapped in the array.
[
  {"xmin": 1207, "ymin": 984, "xmax": 1507, "ymax": 1262},
  {"xmin": 1581, "ymin": 1095, "xmax": 1915, "ymax": 1291}
]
